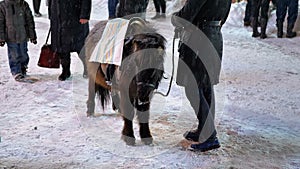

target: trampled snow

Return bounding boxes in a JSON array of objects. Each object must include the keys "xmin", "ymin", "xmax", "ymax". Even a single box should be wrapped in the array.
[{"xmin": 0, "ymin": 0, "xmax": 299, "ymax": 168}]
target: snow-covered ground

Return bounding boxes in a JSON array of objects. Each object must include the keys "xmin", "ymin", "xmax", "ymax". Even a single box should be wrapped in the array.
[{"xmin": 0, "ymin": 0, "xmax": 300, "ymax": 168}]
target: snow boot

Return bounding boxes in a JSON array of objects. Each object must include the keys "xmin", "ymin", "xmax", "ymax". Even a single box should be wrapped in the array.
[
  {"xmin": 58, "ymin": 55, "xmax": 71, "ymax": 81},
  {"xmin": 277, "ymin": 20, "xmax": 283, "ymax": 38},
  {"xmin": 189, "ymin": 137, "xmax": 220, "ymax": 152},
  {"xmin": 251, "ymin": 18, "xmax": 261, "ymax": 37},
  {"xmin": 260, "ymin": 18, "xmax": 267, "ymax": 39},
  {"xmin": 286, "ymin": 23, "xmax": 297, "ymax": 38},
  {"xmin": 14, "ymin": 73, "xmax": 25, "ymax": 82}
]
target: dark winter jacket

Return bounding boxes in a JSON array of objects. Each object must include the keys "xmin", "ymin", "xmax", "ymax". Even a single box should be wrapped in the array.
[
  {"xmin": 0, "ymin": 0, "xmax": 37, "ymax": 43},
  {"xmin": 172, "ymin": 0, "xmax": 231, "ymax": 86},
  {"xmin": 48, "ymin": 0, "xmax": 91, "ymax": 53}
]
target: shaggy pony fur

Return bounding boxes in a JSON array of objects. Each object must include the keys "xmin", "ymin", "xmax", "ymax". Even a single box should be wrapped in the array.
[{"xmin": 84, "ymin": 18, "xmax": 166, "ymax": 145}]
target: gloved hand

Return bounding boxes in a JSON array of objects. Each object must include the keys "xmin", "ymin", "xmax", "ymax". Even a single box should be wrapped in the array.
[
  {"xmin": 0, "ymin": 41, "xmax": 5, "ymax": 47},
  {"xmin": 30, "ymin": 38, "xmax": 37, "ymax": 44}
]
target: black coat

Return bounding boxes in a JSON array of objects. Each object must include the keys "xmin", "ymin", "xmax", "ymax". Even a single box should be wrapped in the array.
[
  {"xmin": 172, "ymin": 0, "xmax": 231, "ymax": 86},
  {"xmin": 48, "ymin": 0, "xmax": 91, "ymax": 53}
]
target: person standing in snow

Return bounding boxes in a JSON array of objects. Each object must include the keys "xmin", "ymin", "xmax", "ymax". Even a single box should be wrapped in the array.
[
  {"xmin": 171, "ymin": 0, "xmax": 231, "ymax": 151},
  {"xmin": 151, "ymin": 0, "xmax": 166, "ymax": 19},
  {"xmin": 0, "ymin": 0, "xmax": 37, "ymax": 82},
  {"xmin": 48, "ymin": 0, "xmax": 91, "ymax": 81},
  {"xmin": 117, "ymin": 0, "xmax": 149, "ymax": 20},
  {"xmin": 276, "ymin": 0, "xmax": 298, "ymax": 38},
  {"xmin": 250, "ymin": 0, "xmax": 271, "ymax": 39},
  {"xmin": 108, "ymin": 0, "xmax": 119, "ymax": 19}
]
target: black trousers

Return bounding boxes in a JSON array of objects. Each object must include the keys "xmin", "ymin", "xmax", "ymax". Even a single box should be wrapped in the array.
[
  {"xmin": 276, "ymin": 0, "xmax": 298, "ymax": 24},
  {"xmin": 33, "ymin": 0, "xmax": 41, "ymax": 14},
  {"xmin": 244, "ymin": 0, "xmax": 252, "ymax": 22},
  {"xmin": 251, "ymin": 0, "xmax": 270, "ymax": 19},
  {"xmin": 184, "ymin": 81, "xmax": 217, "ymax": 142},
  {"xmin": 153, "ymin": 0, "xmax": 166, "ymax": 13}
]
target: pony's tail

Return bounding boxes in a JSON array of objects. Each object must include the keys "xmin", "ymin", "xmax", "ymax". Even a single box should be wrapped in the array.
[{"xmin": 95, "ymin": 82, "xmax": 110, "ymax": 109}]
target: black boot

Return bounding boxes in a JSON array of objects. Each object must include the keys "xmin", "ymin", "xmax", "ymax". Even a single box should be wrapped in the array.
[
  {"xmin": 252, "ymin": 18, "xmax": 261, "ymax": 37},
  {"xmin": 277, "ymin": 20, "xmax": 283, "ymax": 38},
  {"xmin": 286, "ymin": 23, "xmax": 297, "ymax": 38},
  {"xmin": 58, "ymin": 54, "xmax": 71, "ymax": 81},
  {"xmin": 260, "ymin": 18, "xmax": 267, "ymax": 39}
]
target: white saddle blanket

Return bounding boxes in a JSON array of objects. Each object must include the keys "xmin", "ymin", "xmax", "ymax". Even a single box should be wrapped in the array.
[{"xmin": 89, "ymin": 18, "xmax": 130, "ymax": 66}]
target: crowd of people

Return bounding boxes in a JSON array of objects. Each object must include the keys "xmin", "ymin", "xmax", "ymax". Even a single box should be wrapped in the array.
[{"xmin": 243, "ymin": 0, "xmax": 298, "ymax": 39}]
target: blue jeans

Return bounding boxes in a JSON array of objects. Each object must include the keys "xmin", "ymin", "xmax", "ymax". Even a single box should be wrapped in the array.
[
  {"xmin": 7, "ymin": 42, "xmax": 29, "ymax": 75},
  {"xmin": 108, "ymin": 0, "xmax": 119, "ymax": 18}
]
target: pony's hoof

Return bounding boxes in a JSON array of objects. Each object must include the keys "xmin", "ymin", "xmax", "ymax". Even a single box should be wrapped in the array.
[
  {"xmin": 121, "ymin": 135, "xmax": 136, "ymax": 146},
  {"xmin": 86, "ymin": 112, "xmax": 95, "ymax": 117},
  {"xmin": 141, "ymin": 137, "xmax": 153, "ymax": 145}
]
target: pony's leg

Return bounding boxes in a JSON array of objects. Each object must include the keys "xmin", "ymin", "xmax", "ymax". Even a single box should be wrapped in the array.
[
  {"xmin": 120, "ymin": 90, "xmax": 136, "ymax": 145},
  {"xmin": 136, "ymin": 99, "xmax": 153, "ymax": 145},
  {"xmin": 86, "ymin": 76, "xmax": 96, "ymax": 117},
  {"xmin": 121, "ymin": 117, "xmax": 135, "ymax": 145},
  {"xmin": 77, "ymin": 50, "xmax": 88, "ymax": 78}
]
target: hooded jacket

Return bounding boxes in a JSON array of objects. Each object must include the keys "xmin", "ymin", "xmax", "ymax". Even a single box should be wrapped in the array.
[{"xmin": 0, "ymin": 0, "xmax": 36, "ymax": 43}]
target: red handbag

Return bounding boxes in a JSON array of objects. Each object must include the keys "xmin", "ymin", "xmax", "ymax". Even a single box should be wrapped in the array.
[{"xmin": 37, "ymin": 29, "xmax": 60, "ymax": 68}]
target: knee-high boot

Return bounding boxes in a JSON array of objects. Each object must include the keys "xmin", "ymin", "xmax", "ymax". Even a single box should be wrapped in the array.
[
  {"xmin": 277, "ymin": 20, "xmax": 283, "ymax": 38},
  {"xmin": 59, "ymin": 53, "xmax": 71, "ymax": 81}
]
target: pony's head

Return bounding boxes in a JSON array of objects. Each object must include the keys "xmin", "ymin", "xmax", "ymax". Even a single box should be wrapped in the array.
[{"xmin": 121, "ymin": 19, "xmax": 166, "ymax": 107}]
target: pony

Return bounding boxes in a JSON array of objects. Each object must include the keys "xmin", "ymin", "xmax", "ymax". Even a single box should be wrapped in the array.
[{"xmin": 84, "ymin": 18, "xmax": 166, "ymax": 145}]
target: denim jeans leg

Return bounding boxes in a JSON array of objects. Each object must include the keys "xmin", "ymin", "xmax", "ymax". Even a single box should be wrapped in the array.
[
  {"xmin": 7, "ymin": 43, "xmax": 21, "ymax": 75},
  {"xmin": 18, "ymin": 42, "xmax": 30, "ymax": 69},
  {"xmin": 108, "ymin": 0, "xmax": 119, "ymax": 18}
]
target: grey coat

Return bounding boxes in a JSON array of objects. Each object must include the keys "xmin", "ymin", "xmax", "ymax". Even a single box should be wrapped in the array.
[{"xmin": 0, "ymin": 0, "xmax": 36, "ymax": 43}]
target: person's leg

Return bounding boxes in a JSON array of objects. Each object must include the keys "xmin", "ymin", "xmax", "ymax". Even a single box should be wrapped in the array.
[
  {"xmin": 151, "ymin": 0, "xmax": 161, "ymax": 19},
  {"xmin": 7, "ymin": 43, "xmax": 22, "ymax": 76},
  {"xmin": 160, "ymin": 0, "xmax": 166, "ymax": 18},
  {"xmin": 286, "ymin": 0, "xmax": 298, "ymax": 38},
  {"xmin": 259, "ymin": 0, "xmax": 270, "ymax": 39},
  {"xmin": 184, "ymin": 81, "xmax": 217, "ymax": 141},
  {"xmin": 18, "ymin": 42, "xmax": 30, "ymax": 75},
  {"xmin": 188, "ymin": 85, "xmax": 220, "ymax": 152},
  {"xmin": 276, "ymin": 0, "xmax": 287, "ymax": 37},
  {"xmin": 58, "ymin": 53, "xmax": 71, "ymax": 81},
  {"xmin": 33, "ymin": 0, "xmax": 42, "ymax": 16},
  {"xmin": 251, "ymin": 0, "xmax": 261, "ymax": 37},
  {"xmin": 244, "ymin": 0, "xmax": 252, "ymax": 26},
  {"xmin": 108, "ymin": 0, "xmax": 118, "ymax": 19}
]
